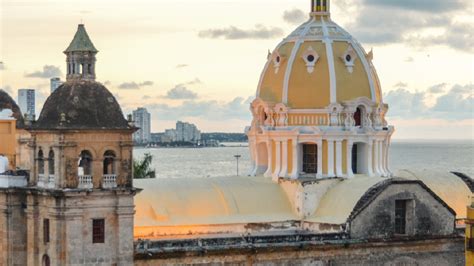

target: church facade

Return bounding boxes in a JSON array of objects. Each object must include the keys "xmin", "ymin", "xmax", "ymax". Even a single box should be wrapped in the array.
[{"xmin": 0, "ymin": 0, "xmax": 472, "ymax": 265}]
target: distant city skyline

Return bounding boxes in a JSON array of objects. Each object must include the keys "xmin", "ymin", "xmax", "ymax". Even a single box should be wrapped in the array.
[{"xmin": 1, "ymin": 0, "xmax": 472, "ymax": 139}]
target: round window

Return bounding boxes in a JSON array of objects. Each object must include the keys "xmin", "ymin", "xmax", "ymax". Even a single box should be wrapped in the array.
[
  {"xmin": 307, "ymin": 55, "xmax": 315, "ymax": 62},
  {"xmin": 345, "ymin": 54, "xmax": 352, "ymax": 62}
]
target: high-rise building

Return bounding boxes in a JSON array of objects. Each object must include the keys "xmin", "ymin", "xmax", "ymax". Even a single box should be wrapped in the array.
[
  {"xmin": 133, "ymin": 107, "xmax": 151, "ymax": 144},
  {"xmin": 175, "ymin": 121, "xmax": 201, "ymax": 143},
  {"xmin": 50, "ymin": 77, "xmax": 63, "ymax": 93},
  {"xmin": 17, "ymin": 88, "xmax": 35, "ymax": 120}
]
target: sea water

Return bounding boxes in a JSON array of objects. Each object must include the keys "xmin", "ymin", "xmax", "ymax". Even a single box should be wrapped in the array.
[{"xmin": 134, "ymin": 140, "xmax": 474, "ymax": 179}]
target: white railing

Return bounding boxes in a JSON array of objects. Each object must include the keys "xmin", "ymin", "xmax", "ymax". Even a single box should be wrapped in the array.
[
  {"xmin": 47, "ymin": 175, "xmax": 56, "ymax": 189},
  {"xmin": 78, "ymin": 175, "xmax": 93, "ymax": 189},
  {"xmin": 102, "ymin": 174, "xmax": 117, "ymax": 189}
]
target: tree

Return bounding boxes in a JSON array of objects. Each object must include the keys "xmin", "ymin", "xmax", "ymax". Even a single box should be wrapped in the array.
[{"xmin": 133, "ymin": 153, "xmax": 156, "ymax": 179}]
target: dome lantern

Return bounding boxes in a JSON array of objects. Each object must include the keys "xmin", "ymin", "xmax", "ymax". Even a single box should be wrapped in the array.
[{"xmin": 311, "ymin": 0, "xmax": 330, "ymax": 16}]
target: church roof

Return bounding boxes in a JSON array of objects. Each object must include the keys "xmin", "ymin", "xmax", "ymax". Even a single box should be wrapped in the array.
[
  {"xmin": 64, "ymin": 24, "xmax": 98, "ymax": 53},
  {"xmin": 134, "ymin": 176, "xmax": 298, "ymax": 227},
  {"xmin": 394, "ymin": 169, "xmax": 472, "ymax": 220},
  {"xmin": 33, "ymin": 80, "xmax": 131, "ymax": 130}
]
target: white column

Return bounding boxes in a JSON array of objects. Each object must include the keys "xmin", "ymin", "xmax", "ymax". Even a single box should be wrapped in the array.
[
  {"xmin": 327, "ymin": 139, "xmax": 335, "ymax": 177},
  {"xmin": 373, "ymin": 140, "xmax": 381, "ymax": 176},
  {"xmin": 249, "ymin": 140, "xmax": 257, "ymax": 176},
  {"xmin": 378, "ymin": 140, "xmax": 386, "ymax": 176},
  {"xmin": 264, "ymin": 140, "xmax": 273, "ymax": 177},
  {"xmin": 279, "ymin": 140, "xmax": 288, "ymax": 178},
  {"xmin": 335, "ymin": 140, "xmax": 343, "ymax": 177},
  {"xmin": 383, "ymin": 139, "xmax": 391, "ymax": 176},
  {"xmin": 272, "ymin": 141, "xmax": 281, "ymax": 181},
  {"xmin": 367, "ymin": 140, "xmax": 374, "ymax": 177},
  {"xmin": 290, "ymin": 140, "xmax": 299, "ymax": 179},
  {"xmin": 317, "ymin": 140, "xmax": 323, "ymax": 178},
  {"xmin": 346, "ymin": 140, "xmax": 354, "ymax": 178}
]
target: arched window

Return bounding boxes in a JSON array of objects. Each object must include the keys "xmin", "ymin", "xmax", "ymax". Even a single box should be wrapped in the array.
[
  {"xmin": 42, "ymin": 254, "xmax": 50, "ymax": 266},
  {"xmin": 103, "ymin": 150, "xmax": 116, "ymax": 175},
  {"xmin": 72, "ymin": 63, "xmax": 75, "ymax": 74},
  {"xmin": 88, "ymin": 64, "xmax": 92, "ymax": 74},
  {"xmin": 38, "ymin": 149, "xmax": 45, "ymax": 175},
  {"xmin": 78, "ymin": 150, "xmax": 93, "ymax": 176},
  {"xmin": 48, "ymin": 149, "xmax": 55, "ymax": 175},
  {"xmin": 354, "ymin": 107, "xmax": 362, "ymax": 127}
]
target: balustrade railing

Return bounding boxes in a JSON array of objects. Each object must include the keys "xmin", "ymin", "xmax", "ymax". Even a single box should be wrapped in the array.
[
  {"xmin": 102, "ymin": 174, "xmax": 117, "ymax": 189},
  {"xmin": 78, "ymin": 175, "xmax": 93, "ymax": 189},
  {"xmin": 37, "ymin": 174, "xmax": 47, "ymax": 187},
  {"xmin": 47, "ymin": 175, "xmax": 55, "ymax": 189}
]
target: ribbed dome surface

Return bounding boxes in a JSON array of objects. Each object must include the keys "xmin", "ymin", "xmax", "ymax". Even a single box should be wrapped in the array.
[
  {"xmin": 0, "ymin": 89, "xmax": 24, "ymax": 128},
  {"xmin": 34, "ymin": 80, "xmax": 130, "ymax": 130},
  {"xmin": 257, "ymin": 16, "xmax": 383, "ymax": 109}
]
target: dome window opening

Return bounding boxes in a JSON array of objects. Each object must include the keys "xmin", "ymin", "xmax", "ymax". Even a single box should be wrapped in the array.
[
  {"xmin": 272, "ymin": 51, "xmax": 283, "ymax": 74},
  {"xmin": 341, "ymin": 45, "xmax": 357, "ymax": 73},
  {"xmin": 312, "ymin": 0, "xmax": 329, "ymax": 13},
  {"xmin": 302, "ymin": 46, "xmax": 319, "ymax": 73}
]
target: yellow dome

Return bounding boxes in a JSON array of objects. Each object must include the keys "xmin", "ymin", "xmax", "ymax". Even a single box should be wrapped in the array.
[{"xmin": 257, "ymin": 15, "xmax": 382, "ymax": 109}]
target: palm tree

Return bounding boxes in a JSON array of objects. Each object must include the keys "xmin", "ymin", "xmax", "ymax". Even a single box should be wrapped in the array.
[{"xmin": 133, "ymin": 153, "xmax": 156, "ymax": 179}]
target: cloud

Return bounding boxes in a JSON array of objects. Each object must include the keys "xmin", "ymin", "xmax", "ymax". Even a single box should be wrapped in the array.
[
  {"xmin": 176, "ymin": 64, "xmax": 189, "ymax": 69},
  {"xmin": 186, "ymin": 78, "xmax": 202, "ymax": 85},
  {"xmin": 198, "ymin": 25, "xmax": 284, "ymax": 40},
  {"xmin": 25, "ymin": 65, "xmax": 62, "ymax": 78},
  {"xmin": 283, "ymin": 9, "xmax": 306, "ymax": 25},
  {"xmin": 142, "ymin": 95, "xmax": 151, "ymax": 100},
  {"xmin": 404, "ymin": 57, "xmax": 414, "ymax": 63},
  {"xmin": 385, "ymin": 84, "xmax": 473, "ymax": 120},
  {"xmin": 394, "ymin": 82, "xmax": 408, "ymax": 88},
  {"xmin": 165, "ymin": 85, "xmax": 198, "ymax": 100},
  {"xmin": 0, "ymin": 62, "xmax": 5, "ymax": 70},
  {"xmin": 146, "ymin": 96, "xmax": 253, "ymax": 121},
  {"xmin": 103, "ymin": 81, "xmax": 112, "ymax": 86},
  {"xmin": 342, "ymin": 0, "xmax": 473, "ymax": 52},
  {"xmin": 428, "ymin": 83, "xmax": 447, "ymax": 94},
  {"xmin": 365, "ymin": 0, "xmax": 467, "ymax": 13},
  {"xmin": 118, "ymin": 81, "xmax": 154, "ymax": 90}
]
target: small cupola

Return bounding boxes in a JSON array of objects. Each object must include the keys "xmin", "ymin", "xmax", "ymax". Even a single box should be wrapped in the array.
[
  {"xmin": 64, "ymin": 24, "xmax": 98, "ymax": 81},
  {"xmin": 311, "ymin": 0, "xmax": 330, "ymax": 16}
]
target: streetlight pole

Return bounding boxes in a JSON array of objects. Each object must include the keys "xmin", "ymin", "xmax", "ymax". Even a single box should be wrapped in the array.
[{"xmin": 234, "ymin": 155, "xmax": 241, "ymax": 176}]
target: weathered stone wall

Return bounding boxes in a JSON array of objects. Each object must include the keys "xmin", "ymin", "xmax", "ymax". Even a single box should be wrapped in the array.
[
  {"xmin": 349, "ymin": 183, "xmax": 455, "ymax": 239},
  {"xmin": 0, "ymin": 188, "xmax": 136, "ymax": 266},
  {"xmin": 135, "ymin": 237, "xmax": 464, "ymax": 266},
  {"xmin": 0, "ymin": 190, "xmax": 28, "ymax": 266}
]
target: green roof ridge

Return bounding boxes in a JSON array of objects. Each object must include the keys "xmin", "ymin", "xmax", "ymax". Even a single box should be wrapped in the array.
[{"xmin": 64, "ymin": 24, "xmax": 98, "ymax": 53}]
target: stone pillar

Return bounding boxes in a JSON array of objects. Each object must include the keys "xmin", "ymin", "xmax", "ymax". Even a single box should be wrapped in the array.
[
  {"xmin": 335, "ymin": 140, "xmax": 343, "ymax": 177},
  {"xmin": 264, "ymin": 140, "xmax": 273, "ymax": 178},
  {"xmin": 116, "ymin": 201, "xmax": 135, "ymax": 265},
  {"xmin": 279, "ymin": 140, "xmax": 288, "ymax": 178},
  {"xmin": 327, "ymin": 139, "xmax": 335, "ymax": 177},
  {"xmin": 249, "ymin": 140, "xmax": 257, "ymax": 176},
  {"xmin": 290, "ymin": 140, "xmax": 299, "ymax": 179},
  {"xmin": 272, "ymin": 141, "xmax": 281, "ymax": 181},
  {"xmin": 346, "ymin": 140, "xmax": 354, "ymax": 178},
  {"xmin": 317, "ymin": 140, "xmax": 323, "ymax": 179}
]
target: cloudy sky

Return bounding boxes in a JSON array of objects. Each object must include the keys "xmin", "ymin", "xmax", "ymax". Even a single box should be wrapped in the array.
[{"xmin": 0, "ymin": 0, "xmax": 472, "ymax": 139}]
